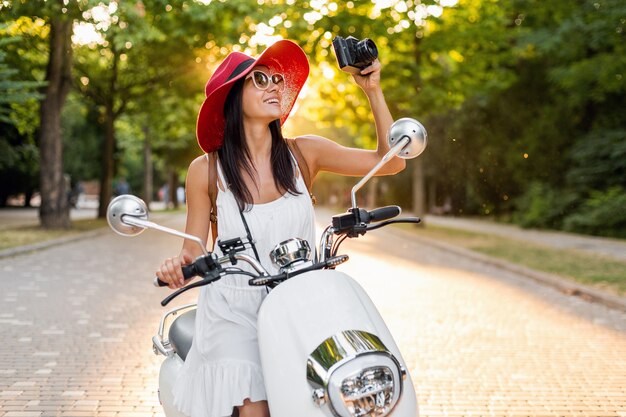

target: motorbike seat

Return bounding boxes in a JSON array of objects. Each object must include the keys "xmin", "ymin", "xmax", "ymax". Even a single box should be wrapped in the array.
[{"xmin": 168, "ymin": 309, "xmax": 195, "ymax": 361}]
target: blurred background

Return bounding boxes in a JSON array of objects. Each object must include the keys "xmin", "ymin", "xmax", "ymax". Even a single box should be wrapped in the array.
[{"xmin": 1, "ymin": 0, "xmax": 624, "ymax": 237}]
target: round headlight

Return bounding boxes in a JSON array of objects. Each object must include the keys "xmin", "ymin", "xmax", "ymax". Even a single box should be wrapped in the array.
[
  {"xmin": 306, "ymin": 330, "xmax": 406, "ymax": 417},
  {"xmin": 327, "ymin": 354, "xmax": 402, "ymax": 417}
]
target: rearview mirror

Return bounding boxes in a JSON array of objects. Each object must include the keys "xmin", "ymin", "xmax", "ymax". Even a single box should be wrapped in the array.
[
  {"xmin": 387, "ymin": 118, "xmax": 427, "ymax": 159},
  {"xmin": 106, "ymin": 194, "xmax": 149, "ymax": 236}
]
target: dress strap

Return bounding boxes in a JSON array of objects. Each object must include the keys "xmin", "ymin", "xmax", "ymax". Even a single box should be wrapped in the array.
[
  {"xmin": 205, "ymin": 152, "xmax": 218, "ymax": 250},
  {"xmin": 286, "ymin": 138, "xmax": 317, "ymax": 205},
  {"xmin": 216, "ymin": 158, "xmax": 227, "ymax": 190}
]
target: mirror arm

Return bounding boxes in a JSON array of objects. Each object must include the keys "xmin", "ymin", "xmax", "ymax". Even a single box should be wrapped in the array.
[
  {"xmin": 351, "ymin": 136, "xmax": 410, "ymax": 209},
  {"xmin": 121, "ymin": 215, "xmax": 209, "ymax": 256}
]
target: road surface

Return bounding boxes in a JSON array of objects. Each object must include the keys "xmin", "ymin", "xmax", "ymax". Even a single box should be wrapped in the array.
[{"xmin": 1, "ymin": 211, "xmax": 624, "ymax": 416}]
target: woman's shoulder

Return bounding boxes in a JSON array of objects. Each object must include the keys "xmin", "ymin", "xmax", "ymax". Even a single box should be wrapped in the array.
[
  {"xmin": 189, "ymin": 153, "xmax": 209, "ymax": 169},
  {"xmin": 186, "ymin": 153, "xmax": 211, "ymax": 191}
]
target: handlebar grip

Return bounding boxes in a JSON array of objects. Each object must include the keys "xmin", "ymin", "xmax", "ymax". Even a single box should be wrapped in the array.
[
  {"xmin": 154, "ymin": 264, "xmax": 198, "ymax": 287},
  {"xmin": 154, "ymin": 277, "xmax": 168, "ymax": 287},
  {"xmin": 368, "ymin": 205, "xmax": 401, "ymax": 222}
]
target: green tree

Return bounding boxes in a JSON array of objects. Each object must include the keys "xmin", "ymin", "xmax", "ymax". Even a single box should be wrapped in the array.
[
  {"xmin": 0, "ymin": 27, "xmax": 45, "ymax": 206},
  {"xmin": 72, "ymin": 0, "xmax": 286, "ymax": 216},
  {"xmin": 5, "ymin": 0, "xmax": 100, "ymax": 228}
]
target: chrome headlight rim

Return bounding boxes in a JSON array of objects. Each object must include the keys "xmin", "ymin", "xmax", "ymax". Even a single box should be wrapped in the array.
[
  {"xmin": 306, "ymin": 330, "xmax": 406, "ymax": 417},
  {"xmin": 327, "ymin": 352, "xmax": 404, "ymax": 417}
]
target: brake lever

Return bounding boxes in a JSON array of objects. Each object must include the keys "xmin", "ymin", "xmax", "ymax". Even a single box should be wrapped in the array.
[
  {"xmin": 160, "ymin": 270, "xmax": 222, "ymax": 307},
  {"xmin": 364, "ymin": 217, "xmax": 421, "ymax": 232}
]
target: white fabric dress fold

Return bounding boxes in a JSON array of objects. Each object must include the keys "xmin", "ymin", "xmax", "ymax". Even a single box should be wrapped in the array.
[{"xmin": 172, "ymin": 153, "xmax": 316, "ymax": 417}]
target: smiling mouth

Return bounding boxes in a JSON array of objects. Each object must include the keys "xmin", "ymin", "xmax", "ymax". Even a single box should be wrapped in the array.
[{"xmin": 264, "ymin": 98, "xmax": 280, "ymax": 105}]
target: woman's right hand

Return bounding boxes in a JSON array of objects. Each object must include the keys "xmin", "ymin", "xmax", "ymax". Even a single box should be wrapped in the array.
[{"xmin": 156, "ymin": 253, "xmax": 194, "ymax": 289}]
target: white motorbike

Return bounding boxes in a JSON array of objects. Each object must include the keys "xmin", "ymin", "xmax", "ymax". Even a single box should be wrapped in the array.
[{"xmin": 107, "ymin": 118, "xmax": 427, "ymax": 417}]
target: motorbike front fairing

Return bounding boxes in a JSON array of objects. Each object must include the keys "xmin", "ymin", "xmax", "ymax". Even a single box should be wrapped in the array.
[{"xmin": 258, "ymin": 269, "xmax": 418, "ymax": 417}]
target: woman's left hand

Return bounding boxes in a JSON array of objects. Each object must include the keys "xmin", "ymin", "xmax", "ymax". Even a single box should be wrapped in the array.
[{"xmin": 351, "ymin": 59, "xmax": 382, "ymax": 93}]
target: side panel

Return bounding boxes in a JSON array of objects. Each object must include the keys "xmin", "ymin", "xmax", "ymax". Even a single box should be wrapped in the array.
[
  {"xmin": 159, "ymin": 355, "xmax": 190, "ymax": 417},
  {"xmin": 258, "ymin": 270, "xmax": 417, "ymax": 417}
]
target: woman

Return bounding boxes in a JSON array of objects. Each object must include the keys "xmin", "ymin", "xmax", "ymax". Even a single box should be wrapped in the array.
[{"xmin": 156, "ymin": 39, "xmax": 405, "ymax": 417}]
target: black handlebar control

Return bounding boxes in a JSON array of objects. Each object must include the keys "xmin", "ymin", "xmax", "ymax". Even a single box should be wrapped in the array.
[
  {"xmin": 154, "ymin": 254, "xmax": 220, "ymax": 287},
  {"xmin": 154, "ymin": 263, "xmax": 197, "ymax": 287},
  {"xmin": 365, "ymin": 206, "xmax": 401, "ymax": 222},
  {"xmin": 332, "ymin": 206, "xmax": 402, "ymax": 235}
]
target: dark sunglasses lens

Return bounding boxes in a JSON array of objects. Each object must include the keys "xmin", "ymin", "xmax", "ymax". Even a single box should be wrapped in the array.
[
  {"xmin": 272, "ymin": 74, "xmax": 284, "ymax": 85},
  {"xmin": 253, "ymin": 71, "xmax": 269, "ymax": 89}
]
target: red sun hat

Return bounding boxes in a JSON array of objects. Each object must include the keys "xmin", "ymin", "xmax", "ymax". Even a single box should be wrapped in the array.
[{"xmin": 196, "ymin": 40, "xmax": 310, "ymax": 153}]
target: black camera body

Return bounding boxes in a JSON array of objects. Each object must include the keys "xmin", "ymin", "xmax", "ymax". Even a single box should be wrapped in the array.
[{"xmin": 332, "ymin": 36, "xmax": 378, "ymax": 74}]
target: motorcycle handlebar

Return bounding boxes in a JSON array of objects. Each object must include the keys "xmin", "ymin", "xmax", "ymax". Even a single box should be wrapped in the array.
[
  {"xmin": 154, "ymin": 263, "xmax": 197, "ymax": 287},
  {"xmin": 154, "ymin": 252, "xmax": 268, "ymax": 288}
]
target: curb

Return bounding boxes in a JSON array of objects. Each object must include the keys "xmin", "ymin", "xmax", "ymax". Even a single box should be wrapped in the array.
[
  {"xmin": 393, "ymin": 227, "xmax": 626, "ymax": 313},
  {"xmin": 0, "ymin": 228, "xmax": 109, "ymax": 259}
]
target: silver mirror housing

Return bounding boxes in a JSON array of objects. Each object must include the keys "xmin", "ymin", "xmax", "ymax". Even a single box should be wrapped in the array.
[
  {"xmin": 107, "ymin": 194, "xmax": 149, "ymax": 236},
  {"xmin": 387, "ymin": 117, "xmax": 427, "ymax": 159}
]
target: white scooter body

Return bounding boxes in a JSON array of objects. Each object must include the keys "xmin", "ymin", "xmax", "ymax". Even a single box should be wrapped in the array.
[
  {"xmin": 159, "ymin": 354, "xmax": 185, "ymax": 417},
  {"xmin": 258, "ymin": 269, "xmax": 417, "ymax": 416},
  {"xmin": 156, "ymin": 269, "xmax": 418, "ymax": 417}
]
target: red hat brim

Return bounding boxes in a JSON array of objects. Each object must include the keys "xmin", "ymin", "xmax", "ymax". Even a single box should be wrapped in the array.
[{"xmin": 196, "ymin": 40, "xmax": 309, "ymax": 153}]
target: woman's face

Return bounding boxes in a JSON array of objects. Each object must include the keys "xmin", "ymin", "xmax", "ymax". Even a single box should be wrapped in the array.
[{"xmin": 241, "ymin": 65, "xmax": 284, "ymax": 123}]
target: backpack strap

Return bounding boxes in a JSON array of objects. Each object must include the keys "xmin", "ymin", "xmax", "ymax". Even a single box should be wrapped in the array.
[
  {"xmin": 206, "ymin": 152, "xmax": 218, "ymax": 249},
  {"xmin": 286, "ymin": 138, "xmax": 317, "ymax": 205}
]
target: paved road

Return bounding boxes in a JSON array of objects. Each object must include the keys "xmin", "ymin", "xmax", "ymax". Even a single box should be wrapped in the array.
[
  {"xmin": 1, "ymin": 212, "xmax": 625, "ymax": 416},
  {"xmin": 424, "ymin": 214, "xmax": 626, "ymax": 262}
]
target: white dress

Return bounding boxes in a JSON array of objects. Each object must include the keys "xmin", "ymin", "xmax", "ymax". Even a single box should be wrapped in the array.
[{"xmin": 172, "ymin": 153, "xmax": 316, "ymax": 417}]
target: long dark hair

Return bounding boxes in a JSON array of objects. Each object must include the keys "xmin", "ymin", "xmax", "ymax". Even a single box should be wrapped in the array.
[{"xmin": 217, "ymin": 78, "xmax": 301, "ymax": 211}]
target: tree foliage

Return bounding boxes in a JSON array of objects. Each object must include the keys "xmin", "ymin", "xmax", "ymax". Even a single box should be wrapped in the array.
[{"xmin": 1, "ymin": 0, "xmax": 624, "ymax": 236}]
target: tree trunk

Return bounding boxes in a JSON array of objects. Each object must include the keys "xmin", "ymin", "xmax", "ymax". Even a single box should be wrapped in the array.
[
  {"xmin": 39, "ymin": 18, "xmax": 73, "ymax": 229},
  {"xmin": 97, "ymin": 101, "xmax": 115, "ymax": 218},
  {"xmin": 412, "ymin": 33, "xmax": 427, "ymax": 219},
  {"xmin": 412, "ymin": 159, "xmax": 426, "ymax": 216},
  {"xmin": 142, "ymin": 125, "xmax": 153, "ymax": 206},
  {"xmin": 97, "ymin": 46, "xmax": 119, "ymax": 218},
  {"xmin": 428, "ymin": 181, "xmax": 436, "ymax": 213},
  {"xmin": 168, "ymin": 167, "xmax": 179, "ymax": 209},
  {"xmin": 366, "ymin": 177, "xmax": 379, "ymax": 208}
]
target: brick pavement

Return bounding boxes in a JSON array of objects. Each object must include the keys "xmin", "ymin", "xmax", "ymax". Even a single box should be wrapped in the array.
[
  {"xmin": 341, "ymin": 226, "xmax": 626, "ymax": 417},
  {"xmin": 0, "ymin": 215, "xmax": 196, "ymax": 417},
  {"xmin": 1, "ymin": 212, "xmax": 626, "ymax": 417}
]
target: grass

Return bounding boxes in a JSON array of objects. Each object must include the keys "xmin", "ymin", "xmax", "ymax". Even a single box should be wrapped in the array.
[
  {"xmin": 0, "ymin": 218, "xmax": 108, "ymax": 251},
  {"xmin": 398, "ymin": 223, "xmax": 626, "ymax": 296}
]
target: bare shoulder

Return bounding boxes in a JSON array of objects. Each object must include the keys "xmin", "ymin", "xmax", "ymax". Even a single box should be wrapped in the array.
[
  {"xmin": 189, "ymin": 153, "xmax": 208, "ymax": 171},
  {"xmin": 186, "ymin": 154, "xmax": 209, "ymax": 192}
]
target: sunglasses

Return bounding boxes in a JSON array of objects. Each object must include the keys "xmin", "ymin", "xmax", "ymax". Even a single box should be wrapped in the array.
[{"xmin": 246, "ymin": 70, "xmax": 285, "ymax": 92}]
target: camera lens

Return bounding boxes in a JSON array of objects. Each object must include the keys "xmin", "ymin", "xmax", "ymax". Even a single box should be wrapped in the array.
[{"xmin": 356, "ymin": 38, "xmax": 378, "ymax": 64}]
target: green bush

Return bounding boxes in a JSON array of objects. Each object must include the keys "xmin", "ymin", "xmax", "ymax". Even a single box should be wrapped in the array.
[
  {"xmin": 513, "ymin": 182, "xmax": 579, "ymax": 229},
  {"xmin": 563, "ymin": 187, "xmax": 626, "ymax": 238}
]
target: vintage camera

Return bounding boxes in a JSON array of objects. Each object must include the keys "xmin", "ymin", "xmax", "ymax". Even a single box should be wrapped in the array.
[{"xmin": 332, "ymin": 36, "xmax": 378, "ymax": 74}]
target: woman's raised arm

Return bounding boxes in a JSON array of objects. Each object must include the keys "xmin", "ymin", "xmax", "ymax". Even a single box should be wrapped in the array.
[{"xmin": 294, "ymin": 59, "xmax": 406, "ymax": 180}]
